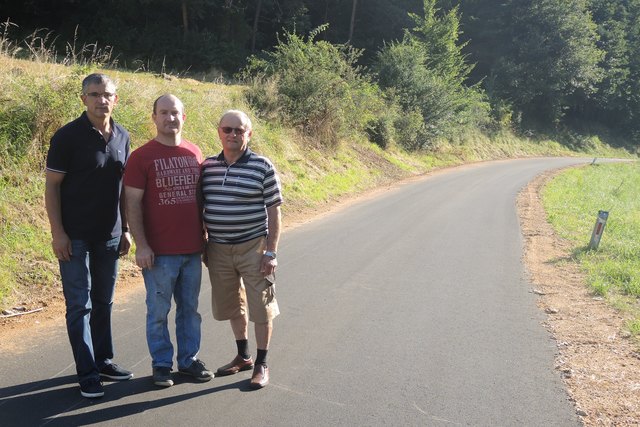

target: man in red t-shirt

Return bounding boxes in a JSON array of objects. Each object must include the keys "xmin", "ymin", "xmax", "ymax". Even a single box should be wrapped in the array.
[{"xmin": 124, "ymin": 94, "xmax": 212, "ymax": 387}]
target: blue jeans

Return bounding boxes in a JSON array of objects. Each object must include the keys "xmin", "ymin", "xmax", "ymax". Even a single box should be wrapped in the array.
[
  {"xmin": 60, "ymin": 237, "xmax": 120, "ymax": 384},
  {"xmin": 142, "ymin": 253, "xmax": 202, "ymax": 369}
]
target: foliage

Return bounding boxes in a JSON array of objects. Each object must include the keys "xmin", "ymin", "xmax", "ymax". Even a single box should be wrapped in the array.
[
  {"xmin": 393, "ymin": 107, "xmax": 429, "ymax": 150},
  {"xmin": 407, "ymin": 0, "xmax": 472, "ymax": 83},
  {"xmin": 372, "ymin": 0, "xmax": 490, "ymax": 150},
  {"xmin": 365, "ymin": 113, "xmax": 395, "ymax": 149},
  {"xmin": 579, "ymin": 0, "xmax": 640, "ymax": 141},
  {"xmin": 2, "ymin": 0, "xmax": 640, "ymax": 146},
  {"xmin": 241, "ymin": 26, "xmax": 385, "ymax": 146},
  {"xmin": 0, "ymin": 0, "xmax": 423, "ymax": 75},
  {"xmin": 472, "ymin": 0, "xmax": 604, "ymax": 125}
]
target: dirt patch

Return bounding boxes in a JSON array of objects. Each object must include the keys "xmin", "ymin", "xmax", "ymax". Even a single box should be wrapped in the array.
[
  {"xmin": 518, "ymin": 169, "xmax": 640, "ymax": 426},
  {"xmin": 2, "ymin": 163, "xmax": 639, "ymax": 424}
]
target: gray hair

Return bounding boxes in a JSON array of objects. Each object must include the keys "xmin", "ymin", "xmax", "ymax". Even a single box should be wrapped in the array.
[{"xmin": 82, "ymin": 73, "xmax": 116, "ymax": 94}]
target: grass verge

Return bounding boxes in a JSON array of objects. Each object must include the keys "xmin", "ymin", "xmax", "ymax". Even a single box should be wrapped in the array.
[{"xmin": 542, "ymin": 161, "xmax": 640, "ymax": 340}]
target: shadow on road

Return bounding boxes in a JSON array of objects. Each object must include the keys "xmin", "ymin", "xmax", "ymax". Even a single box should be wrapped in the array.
[{"xmin": 0, "ymin": 374, "xmax": 247, "ymax": 426}]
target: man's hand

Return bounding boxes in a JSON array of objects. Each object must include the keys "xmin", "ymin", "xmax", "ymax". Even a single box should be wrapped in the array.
[
  {"xmin": 135, "ymin": 244, "xmax": 155, "ymax": 269},
  {"xmin": 119, "ymin": 231, "xmax": 132, "ymax": 256},
  {"xmin": 260, "ymin": 255, "xmax": 277, "ymax": 277},
  {"xmin": 52, "ymin": 232, "xmax": 72, "ymax": 262}
]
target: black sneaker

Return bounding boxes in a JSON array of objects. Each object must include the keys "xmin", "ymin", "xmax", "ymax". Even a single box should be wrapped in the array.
[
  {"xmin": 100, "ymin": 363, "xmax": 134, "ymax": 380},
  {"xmin": 153, "ymin": 367, "xmax": 174, "ymax": 387},
  {"xmin": 80, "ymin": 378, "xmax": 104, "ymax": 398},
  {"xmin": 178, "ymin": 359, "xmax": 214, "ymax": 381}
]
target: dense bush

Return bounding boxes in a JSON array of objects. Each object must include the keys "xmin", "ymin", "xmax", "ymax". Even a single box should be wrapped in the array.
[
  {"xmin": 365, "ymin": 115, "xmax": 394, "ymax": 149},
  {"xmin": 393, "ymin": 107, "xmax": 428, "ymax": 151},
  {"xmin": 371, "ymin": 0, "xmax": 491, "ymax": 150},
  {"xmin": 373, "ymin": 38, "xmax": 489, "ymax": 150},
  {"xmin": 241, "ymin": 26, "xmax": 386, "ymax": 147}
]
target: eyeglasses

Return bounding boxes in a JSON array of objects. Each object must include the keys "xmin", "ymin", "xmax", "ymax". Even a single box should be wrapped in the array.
[
  {"xmin": 220, "ymin": 127, "xmax": 247, "ymax": 135},
  {"xmin": 85, "ymin": 92, "xmax": 116, "ymax": 99}
]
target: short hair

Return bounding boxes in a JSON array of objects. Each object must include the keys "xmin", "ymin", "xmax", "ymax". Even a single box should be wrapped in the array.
[
  {"xmin": 153, "ymin": 94, "xmax": 184, "ymax": 115},
  {"xmin": 219, "ymin": 110, "xmax": 252, "ymax": 130},
  {"xmin": 82, "ymin": 73, "xmax": 116, "ymax": 94}
]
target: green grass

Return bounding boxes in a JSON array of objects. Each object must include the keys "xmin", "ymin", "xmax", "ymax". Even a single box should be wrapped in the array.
[
  {"xmin": 542, "ymin": 161, "xmax": 640, "ymax": 337},
  {"xmin": 0, "ymin": 166, "xmax": 59, "ymax": 302}
]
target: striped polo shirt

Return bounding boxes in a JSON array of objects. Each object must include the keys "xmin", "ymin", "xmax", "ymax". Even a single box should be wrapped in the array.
[{"xmin": 201, "ymin": 148, "xmax": 283, "ymax": 244}]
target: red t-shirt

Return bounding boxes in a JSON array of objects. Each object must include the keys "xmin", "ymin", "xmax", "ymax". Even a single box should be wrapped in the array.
[{"xmin": 124, "ymin": 139, "xmax": 203, "ymax": 255}]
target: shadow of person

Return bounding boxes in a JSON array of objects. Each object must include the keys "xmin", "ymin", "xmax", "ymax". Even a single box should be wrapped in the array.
[
  {"xmin": 0, "ymin": 373, "xmax": 248, "ymax": 426},
  {"xmin": 0, "ymin": 374, "xmax": 92, "ymax": 425},
  {"xmin": 43, "ymin": 377, "xmax": 247, "ymax": 426}
]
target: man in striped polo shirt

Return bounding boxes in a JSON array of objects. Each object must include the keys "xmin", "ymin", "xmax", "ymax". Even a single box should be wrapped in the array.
[{"xmin": 201, "ymin": 110, "xmax": 282, "ymax": 389}]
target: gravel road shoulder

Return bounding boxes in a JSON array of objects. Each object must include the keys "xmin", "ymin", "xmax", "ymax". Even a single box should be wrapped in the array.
[{"xmin": 518, "ymin": 168, "xmax": 640, "ymax": 426}]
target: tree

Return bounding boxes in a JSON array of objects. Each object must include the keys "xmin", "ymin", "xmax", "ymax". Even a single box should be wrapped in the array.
[
  {"xmin": 373, "ymin": 0, "xmax": 489, "ymax": 149},
  {"xmin": 491, "ymin": 0, "xmax": 604, "ymax": 125},
  {"xmin": 305, "ymin": 0, "xmax": 422, "ymax": 63},
  {"xmin": 446, "ymin": 0, "xmax": 510, "ymax": 86},
  {"xmin": 251, "ymin": 0, "xmax": 262, "ymax": 51},
  {"xmin": 242, "ymin": 25, "xmax": 385, "ymax": 145},
  {"xmin": 582, "ymin": 0, "xmax": 640, "ymax": 139},
  {"xmin": 407, "ymin": 0, "xmax": 472, "ymax": 83},
  {"xmin": 347, "ymin": 0, "xmax": 358, "ymax": 44},
  {"xmin": 182, "ymin": 0, "xmax": 190, "ymax": 40}
]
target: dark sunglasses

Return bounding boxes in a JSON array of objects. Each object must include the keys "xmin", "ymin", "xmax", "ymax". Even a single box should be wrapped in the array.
[{"xmin": 220, "ymin": 127, "xmax": 247, "ymax": 135}]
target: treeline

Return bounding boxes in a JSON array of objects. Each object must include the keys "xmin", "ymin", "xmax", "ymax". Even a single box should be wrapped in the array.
[
  {"xmin": 1, "ymin": 0, "xmax": 640, "ymax": 147},
  {"xmin": 454, "ymin": 0, "xmax": 640, "ymax": 145}
]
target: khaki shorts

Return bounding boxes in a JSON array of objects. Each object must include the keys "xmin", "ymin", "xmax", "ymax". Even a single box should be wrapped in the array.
[{"xmin": 206, "ymin": 237, "xmax": 280, "ymax": 323}]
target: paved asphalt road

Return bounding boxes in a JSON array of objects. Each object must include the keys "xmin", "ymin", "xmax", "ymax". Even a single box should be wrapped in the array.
[{"xmin": 0, "ymin": 157, "xmax": 599, "ymax": 426}]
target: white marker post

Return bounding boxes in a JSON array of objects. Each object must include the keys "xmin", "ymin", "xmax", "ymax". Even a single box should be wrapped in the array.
[{"xmin": 588, "ymin": 210, "xmax": 609, "ymax": 250}]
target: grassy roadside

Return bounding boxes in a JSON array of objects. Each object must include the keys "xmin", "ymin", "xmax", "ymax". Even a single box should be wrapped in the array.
[
  {"xmin": 542, "ymin": 161, "xmax": 640, "ymax": 340},
  {"xmin": 0, "ymin": 54, "xmax": 635, "ymax": 311}
]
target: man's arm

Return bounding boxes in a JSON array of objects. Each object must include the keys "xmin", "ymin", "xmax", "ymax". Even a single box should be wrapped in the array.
[
  {"xmin": 261, "ymin": 204, "xmax": 281, "ymax": 276},
  {"xmin": 119, "ymin": 186, "xmax": 132, "ymax": 256},
  {"xmin": 45, "ymin": 170, "xmax": 71, "ymax": 261},
  {"xmin": 265, "ymin": 204, "xmax": 281, "ymax": 253},
  {"xmin": 124, "ymin": 186, "xmax": 154, "ymax": 269}
]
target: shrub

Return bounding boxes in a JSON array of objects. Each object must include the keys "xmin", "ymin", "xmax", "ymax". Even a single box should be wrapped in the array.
[
  {"xmin": 241, "ymin": 26, "xmax": 386, "ymax": 147},
  {"xmin": 372, "ymin": 0, "xmax": 491, "ymax": 149},
  {"xmin": 373, "ymin": 37, "xmax": 490, "ymax": 149},
  {"xmin": 394, "ymin": 108, "xmax": 428, "ymax": 151},
  {"xmin": 244, "ymin": 76, "xmax": 282, "ymax": 122},
  {"xmin": 366, "ymin": 116, "xmax": 394, "ymax": 149}
]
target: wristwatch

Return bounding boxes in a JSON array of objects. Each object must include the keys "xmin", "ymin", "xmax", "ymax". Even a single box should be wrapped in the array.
[{"xmin": 264, "ymin": 251, "xmax": 277, "ymax": 258}]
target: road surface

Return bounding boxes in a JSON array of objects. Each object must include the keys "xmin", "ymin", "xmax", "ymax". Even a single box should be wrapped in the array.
[{"xmin": 1, "ymin": 157, "xmax": 594, "ymax": 426}]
